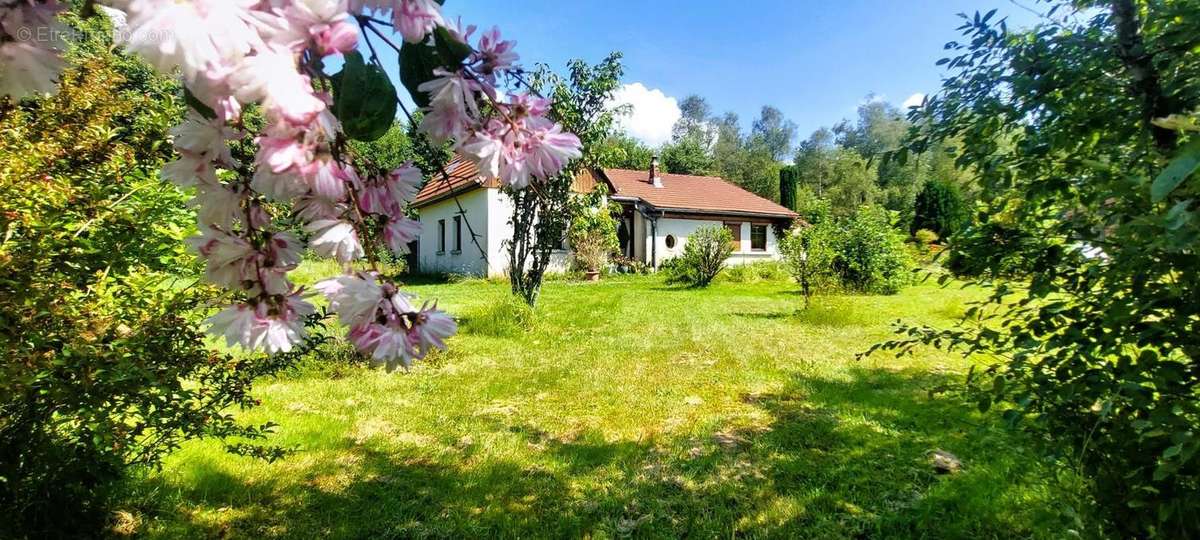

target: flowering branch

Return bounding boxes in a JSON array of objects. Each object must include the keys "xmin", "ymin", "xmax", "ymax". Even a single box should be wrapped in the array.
[{"xmin": 0, "ymin": 0, "xmax": 585, "ymax": 370}]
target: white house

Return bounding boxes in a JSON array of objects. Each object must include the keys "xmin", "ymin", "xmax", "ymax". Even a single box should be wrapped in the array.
[{"xmin": 411, "ymin": 157, "xmax": 798, "ymax": 277}]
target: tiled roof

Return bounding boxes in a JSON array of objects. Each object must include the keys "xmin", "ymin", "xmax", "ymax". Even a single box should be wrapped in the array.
[
  {"xmin": 599, "ymin": 168, "xmax": 799, "ymax": 219},
  {"xmin": 413, "ymin": 160, "xmax": 798, "ymax": 220},
  {"xmin": 412, "ymin": 158, "xmax": 499, "ymax": 208}
]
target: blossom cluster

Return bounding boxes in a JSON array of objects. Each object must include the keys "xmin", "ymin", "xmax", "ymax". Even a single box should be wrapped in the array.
[
  {"xmin": 415, "ymin": 25, "xmax": 583, "ymax": 189},
  {"xmin": 0, "ymin": 1, "xmax": 68, "ymax": 99},
  {"xmin": 0, "ymin": 0, "xmax": 585, "ymax": 368}
]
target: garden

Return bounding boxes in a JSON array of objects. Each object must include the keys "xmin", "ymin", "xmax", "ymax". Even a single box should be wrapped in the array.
[{"xmin": 2, "ymin": 1, "xmax": 1199, "ymax": 539}]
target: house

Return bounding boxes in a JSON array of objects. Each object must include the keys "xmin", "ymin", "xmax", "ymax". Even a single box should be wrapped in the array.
[{"xmin": 411, "ymin": 156, "xmax": 799, "ymax": 277}]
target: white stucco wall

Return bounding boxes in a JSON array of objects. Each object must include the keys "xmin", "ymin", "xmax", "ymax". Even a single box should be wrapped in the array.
[
  {"xmin": 415, "ymin": 188, "xmax": 492, "ymax": 276},
  {"xmin": 415, "ymin": 188, "xmax": 573, "ymax": 277},
  {"xmin": 488, "ymin": 189, "xmax": 571, "ymax": 277},
  {"xmin": 644, "ymin": 216, "xmax": 782, "ymax": 268}
]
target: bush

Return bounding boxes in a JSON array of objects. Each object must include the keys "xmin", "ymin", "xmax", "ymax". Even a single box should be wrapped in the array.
[
  {"xmin": 663, "ymin": 225, "xmax": 733, "ymax": 287},
  {"xmin": 0, "ymin": 16, "xmax": 317, "ymax": 535},
  {"xmin": 913, "ymin": 228, "xmax": 939, "ymax": 246},
  {"xmin": 911, "ymin": 178, "xmax": 967, "ymax": 238},
  {"xmin": 568, "ymin": 190, "xmax": 619, "ymax": 274},
  {"xmin": 723, "ymin": 261, "xmax": 788, "ymax": 283},
  {"xmin": 779, "ymin": 221, "xmax": 840, "ymax": 305},
  {"xmin": 834, "ymin": 206, "xmax": 914, "ymax": 294}
]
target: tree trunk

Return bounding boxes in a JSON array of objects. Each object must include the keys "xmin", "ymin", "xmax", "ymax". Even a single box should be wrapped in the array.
[{"xmin": 1110, "ymin": 0, "xmax": 1177, "ymax": 152}]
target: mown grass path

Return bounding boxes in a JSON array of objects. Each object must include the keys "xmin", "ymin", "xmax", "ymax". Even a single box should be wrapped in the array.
[{"xmin": 129, "ymin": 274, "xmax": 1082, "ymax": 538}]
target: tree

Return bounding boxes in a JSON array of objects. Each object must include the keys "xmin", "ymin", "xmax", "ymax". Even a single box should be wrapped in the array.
[
  {"xmin": 672, "ymin": 94, "xmax": 716, "ymax": 147},
  {"xmin": 869, "ymin": 3, "xmax": 1200, "ymax": 535},
  {"xmin": 911, "ymin": 178, "xmax": 966, "ymax": 237},
  {"xmin": 751, "ymin": 105, "xmax": 797, "ymax": 161},
  {"xmin": 661, "ymin": 136, "xmax": 713, "ymax": 175},
  {"xmin": 509, "ymin": 53, "xmax": 625, "ymax": 306},
  {"xmin": 598, "ymin": 133, "xmax": 654, "ymax": 170},
  {"xmin": 779, "ymin": 166, "xmax": 798, "ymax": 211}
]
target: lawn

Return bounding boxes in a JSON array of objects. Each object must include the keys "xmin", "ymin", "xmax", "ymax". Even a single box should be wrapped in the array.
[{"xmin": 122, "ymin": 270, "xmax": 1086, "ymax": 538}]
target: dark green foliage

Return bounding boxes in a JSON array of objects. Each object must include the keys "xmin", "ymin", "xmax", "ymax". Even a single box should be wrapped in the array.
[
  {"xmin": 661, "ymin": 136, "xmax": 713, "ymax": 175},
  {"xmin": 911, "ymin": 179, "xmax": 967, "ymax": 237},
  {"xmin": 779, "ymin": 166, "xmax": 798, "ymax": 211},
  {"xmin": 869, "ymin": 2, "xmax": 1200, "ymax": 536},
  {"xmin": 663, "ymin": 225, "xmax": 733, "ymax": 287},
  {"xmin": 597, "ymin": 133, "xmax": 654, "ymax": 170},
  {"xmin": 334, "ymin": 51, "xmax": 398, "ymax": 141}
]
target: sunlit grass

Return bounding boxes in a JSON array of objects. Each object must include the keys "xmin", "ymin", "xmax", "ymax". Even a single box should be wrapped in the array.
[{"xmin": 121, "ymin": 268, "xmax": 1092, "ymax": 538}]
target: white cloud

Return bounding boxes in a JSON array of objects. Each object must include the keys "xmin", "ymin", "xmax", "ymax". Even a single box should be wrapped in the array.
[
  {"xmin": 607, "ymin": 83, "xmax": 681, "ymax": 147},
  {"xmin": 902, "ymin": 93, "xmax": 926, "ymax": 109}
]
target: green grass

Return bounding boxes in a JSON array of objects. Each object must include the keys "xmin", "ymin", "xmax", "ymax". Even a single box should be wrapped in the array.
[{"xmin": 121, "ymin": 271, "xmax": 1090, "ymax": 539}]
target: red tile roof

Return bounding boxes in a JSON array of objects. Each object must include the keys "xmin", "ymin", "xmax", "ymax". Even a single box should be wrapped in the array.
[
  {"xmin": 412, "ymin": 158, "xmax": 498, "ymax": 208},
  {"xmin": 413, "ymin": 160, "xmax": 797, "ymax": 220},
  {"xmin": 598, "ymin": 168, "xmax": 799, "ymax": 219}
]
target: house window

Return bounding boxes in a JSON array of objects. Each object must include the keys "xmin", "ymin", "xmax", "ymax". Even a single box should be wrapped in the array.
[
  {"xmin": 724, "ymin": 222, "xmax": 742, "ymax": 251},
  {"xmin": 665, "ymin": 235, "xmax": 677, "ymax": 249},
  {"xmin": 437, "ymin": 219, "xmax": 446, "ymax": 254},
  {"xmin": 751, "ymin": 224, "xmax": 767, "ymax": 251},
  {"xmin": 452, "ymin": 215, "xmax": 462, "ymax": 253}
]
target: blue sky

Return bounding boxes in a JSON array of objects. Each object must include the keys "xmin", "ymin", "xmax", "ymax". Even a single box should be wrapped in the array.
[{"xmin": 363, "ymin": 1, "xmax": 1040, "ymax": 148}]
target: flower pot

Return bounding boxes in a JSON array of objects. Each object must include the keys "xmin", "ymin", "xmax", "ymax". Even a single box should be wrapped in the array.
[{"xmin": 585, "ymin": 271, "xmax": 600, "ymax": 282}]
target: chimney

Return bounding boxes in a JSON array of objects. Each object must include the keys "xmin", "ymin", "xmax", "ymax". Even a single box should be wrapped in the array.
[{"xmin": 649, "ymin": 155, "xmax": 663, "ymax": 188}]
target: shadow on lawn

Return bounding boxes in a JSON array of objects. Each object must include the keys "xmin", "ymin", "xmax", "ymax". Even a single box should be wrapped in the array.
[{"xmin": 140, "ymin": 368, "xmax": 1068, "ymax": 538}]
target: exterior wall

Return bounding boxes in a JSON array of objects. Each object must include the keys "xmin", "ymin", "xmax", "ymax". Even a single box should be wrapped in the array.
[
  {"xmin": 415, "ymin": 188, "xmax": 491, "ymax": 276},
  {"xmin": 647, "ymin": 216, "xmax": 784, "ymax": 267},
  {"xmin": 488, "ymin": 189, "xmax": 571, "ymax": 277}
]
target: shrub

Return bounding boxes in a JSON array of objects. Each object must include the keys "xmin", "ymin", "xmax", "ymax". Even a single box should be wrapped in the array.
[
  {"xmin": 779, "ymin": 221, "xmax": 840, "ymax": 306},
  {"xmin": 911, "ymin": 178, "xmax": 967, "ymax": 238},
  {"xmin": 723, "ymin": 261, "xmax": 788, "ymax": 283},
  {"xmin": 0, "ymin": 16, "xmax": 317, "ymax": 535},
  {"xmin": 663, "ymin": 225, "xmax": 733, "ymax": 287},
  {"xmin": 568, "ymin": 190, "xmax": 619, "ymax": 274},
  {"xmin": 913, "ymin": 228, "xmax": 939, "ymax": 246},
  {"xmin": 833, "ymin": 206, "xmax": 914, "ymax": 294}
]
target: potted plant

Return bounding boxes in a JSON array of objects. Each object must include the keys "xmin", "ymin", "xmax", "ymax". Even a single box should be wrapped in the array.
[{"xmin": 568, "ymin": 190, "xmax": 620, "ymax": 282}]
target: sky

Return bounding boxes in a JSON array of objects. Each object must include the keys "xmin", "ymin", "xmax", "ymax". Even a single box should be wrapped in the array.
[{"xmin": 364, "ymin": 1, "xmax": 1042, "ymax": 148}]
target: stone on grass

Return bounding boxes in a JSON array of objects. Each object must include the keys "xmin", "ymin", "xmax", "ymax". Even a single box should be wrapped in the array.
[{"xmin": 929, "ymin": 449, "xmax": 962, "ymax": 474}]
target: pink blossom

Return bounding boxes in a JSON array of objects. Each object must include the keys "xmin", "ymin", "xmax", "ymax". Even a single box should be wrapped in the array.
[
  {"xmin": 209, "ymin": 296, "xmax": 312, "ymax": 354},
  {"xmin": 190, "ymin": 183, "xmax": 244, "ymax": 230},
  {"xmin": 230, "ymin": 46, "xmax": 325, "ymax": 124},
  {"xmin": 251, "ymin": 168, "xmax": 309, "ymax": 201},
  {"xmin": 171, "ymin": 111, "xmax": 239, "ymax": 165},
  {"xmin": 315, "ymin": 273, "xmax": 385, "ymax": 327},
  {"xmin": 118, "ymin": 0, "xmax": 263, "ymax": 83},
  {"xmin": 294, "ymin": 195, "xmax": 345, "ymax": 222},
  {"xmin": 525, "ymin": 118, "xmax": 582, "ymax": 180},
  {"xmin": 383, "ymin": 217, "xmax": 422, "ymax": 255},
  {"xmin": 303, "ymin": 157, "xmax": 351, "ymax": 201},
  {"xmin": 257, "ymin": 134, "xmax": 311, "ymax": 174},
  {"xmin": 410, "ymin": 302, "xmax": 456, "ymax": 358},
  {"xmin": 0, "ymin": 1, "xmax": 67, "ymax": 98},
  {"xmin": 473, "ymin": 26, "xmax": 518, "ymax": 79},
  {"xmin": 394, "ymin": 0, "xmax": 444, "ymax": 43},
  {"xmin": 161, "ymin": 152, "xmax": 218, "ymax": 187},
  {"xmin": 312, "ymin": 20, "xmax": 359, "ymax": 55},
  {"xmin": 187, "ymin": 228, "xmax": 256, "ymax": 290},
  {"xmin": 306, "ymin": 219, "xmax": 364, "ymax": 263}
]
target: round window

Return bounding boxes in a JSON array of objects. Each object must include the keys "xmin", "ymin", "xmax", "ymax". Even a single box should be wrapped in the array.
[{"xmin": 665, "ymin": 235, "xmax": 677, "ymax": 249}]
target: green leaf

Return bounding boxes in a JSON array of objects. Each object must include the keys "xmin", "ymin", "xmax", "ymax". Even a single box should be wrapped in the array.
[
  {"xmin": 1165, "ymin": 200, "xmax": 1192, "ymax": 230},
  {"xmin": 333, "ymin": 51, "xmax": 398, "ymax": 141},
  {"xmin": 1151, "ymin": 139, "xmax": 1200, "ymax": 203},
  {"xmin": 399, "ymin": 41, "xmax": 443, "ymax": 108},
  {"xmin": 433, "ymin": 26, "xmax": 473, "ymax": 67}
]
